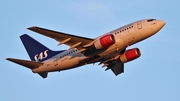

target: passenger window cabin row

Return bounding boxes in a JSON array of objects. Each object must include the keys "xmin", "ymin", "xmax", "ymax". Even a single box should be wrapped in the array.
[
  {"xmin": 114, "ymin": 25, "xmax": 134, "ymax": 35},
  {"xmin": 59, "ymin": 49, "xmax": 78, "ymax": 58}
]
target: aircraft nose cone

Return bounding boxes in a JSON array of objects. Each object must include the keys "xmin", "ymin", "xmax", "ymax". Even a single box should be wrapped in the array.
[
  {"xmin": 157, "ymin": 20, "xmax": 166, "ymax": 28},
  {"xmin": 160, "ymin": 20, "xmax": 166, "ymax": 27}
]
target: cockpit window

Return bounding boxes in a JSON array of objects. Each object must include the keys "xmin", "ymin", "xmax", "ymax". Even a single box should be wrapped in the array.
[{"xmin": 147, "ymin": 19, "xmax": 156, "ymax": 22}]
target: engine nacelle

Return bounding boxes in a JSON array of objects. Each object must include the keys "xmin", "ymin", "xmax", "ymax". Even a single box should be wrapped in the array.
[
  {"xmin": 84, "ymin": 34, "xmax": 115, "ymax": 56},
  {"xmin": 120, "ymin": 48, "xmax": 141, "ymax": 63},
  {"xmin": 94, "ymin": 34, "xmax": 115, "ymax": 49}
]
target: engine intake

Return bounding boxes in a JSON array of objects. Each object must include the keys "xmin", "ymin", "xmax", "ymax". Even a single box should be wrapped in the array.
[{"xmin": 120, "ymin": 48, "xmax": 141, "ymax": 63}]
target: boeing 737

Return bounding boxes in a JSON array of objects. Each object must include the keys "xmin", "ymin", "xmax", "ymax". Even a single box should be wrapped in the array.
[{"xmin": 6, "ymin": 19, "xmax": 166, "ymax": 78}]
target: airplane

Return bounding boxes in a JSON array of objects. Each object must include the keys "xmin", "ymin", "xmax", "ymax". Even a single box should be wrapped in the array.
[{"xmin": 6, "ymin": 18, "xmax": 166, "ymax": 78}]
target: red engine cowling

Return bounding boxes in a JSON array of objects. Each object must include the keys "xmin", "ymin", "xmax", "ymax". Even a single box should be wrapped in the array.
[
  {"xmin": 120, "ymin": 48, "xmax": 141, "ymax": 63},
  {"xmin": 94, "ymin": 34, "xmax": 115, "ymax": 49}
]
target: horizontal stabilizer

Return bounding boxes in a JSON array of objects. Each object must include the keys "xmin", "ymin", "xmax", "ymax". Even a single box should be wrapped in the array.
[{"xmin": 6, "ymin": 58, "xmax": 43, "ymax": 69}]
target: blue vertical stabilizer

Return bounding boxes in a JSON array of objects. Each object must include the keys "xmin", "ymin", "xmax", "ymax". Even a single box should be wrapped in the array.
[{"xmin": 20, "ymin": 34, "xmax": 65, "ymax": 62}]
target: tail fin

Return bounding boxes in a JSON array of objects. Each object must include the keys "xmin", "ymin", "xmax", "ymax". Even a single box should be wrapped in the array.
[
  {"xmin": 17, "ymin": 34, "xmax": 65, "ymax": 78},
  {"xmin": 20, "ymin": 34, "xmax": 64, "ymax": 62}
]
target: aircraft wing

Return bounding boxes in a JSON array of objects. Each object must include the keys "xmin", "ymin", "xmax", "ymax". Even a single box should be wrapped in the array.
[{"xmin": 28, "ymin": 26, "xmax": 94, "ymax": 51}]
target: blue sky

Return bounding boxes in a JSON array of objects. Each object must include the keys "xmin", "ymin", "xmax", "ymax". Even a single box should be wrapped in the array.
[{"xmin": 1, "ymin": 0, "xmax": 180, "ymax": 101}]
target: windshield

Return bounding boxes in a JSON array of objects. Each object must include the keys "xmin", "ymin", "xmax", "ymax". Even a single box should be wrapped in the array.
[{"xmin": 147, "ymin": 19, "xmax": 156, "ymax": 22}]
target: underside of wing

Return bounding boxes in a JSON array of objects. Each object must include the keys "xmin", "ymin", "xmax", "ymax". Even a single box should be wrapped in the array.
[
  {"xmin": 28, "ymin": 26, "xmax": 94, "ymax": 50},
  {"xmin": 106, "ymin": 60, "xmax": 124, "ymax": 76}
]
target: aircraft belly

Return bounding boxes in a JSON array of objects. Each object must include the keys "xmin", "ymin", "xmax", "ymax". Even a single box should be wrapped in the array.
[
  {"xmin": 57, "ymin": 57, "xmax": 80, "ymax": 70},
  {"xmin": 32, "ymin": 60, "xmax": 58, "ymax": 73}
]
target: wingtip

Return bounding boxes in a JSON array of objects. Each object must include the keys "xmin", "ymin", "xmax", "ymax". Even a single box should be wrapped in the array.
[
  {"xmin": 6, "ymin": 58, "xmax": 16, "ymax": 62},
  {"xmin": 6, "ymin": 58, "xmax": 15, "ymax": 62},
  {"xmin": 27, "ymin": 26, "xmax": 37, "ymax": 30},
  {"xmin": 6, "ymin": 58, "xmax": 13, "ymax": 61}
]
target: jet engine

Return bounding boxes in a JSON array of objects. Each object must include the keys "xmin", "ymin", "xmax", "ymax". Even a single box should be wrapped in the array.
[
  {"xmin": 94, "ymin": 34, "xmax": 115, "ymax": 49},
  {"xmin": 84, "ymin": 34, "xmax": 115, "ymax": 56},
  {"xmin": 120, "ymin": 48, "xmax": 141, "ymax": 63}
]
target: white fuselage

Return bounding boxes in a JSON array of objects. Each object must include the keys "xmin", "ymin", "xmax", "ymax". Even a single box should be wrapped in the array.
[{"xmin": 32, "ymin": 19, "xmax": 166, "ymax": 73}]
